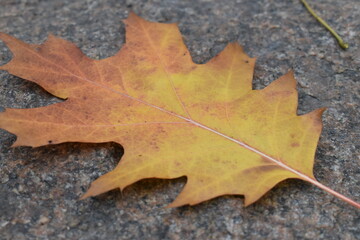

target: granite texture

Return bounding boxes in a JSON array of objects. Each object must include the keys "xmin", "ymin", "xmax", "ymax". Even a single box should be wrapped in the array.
[{"xmin": 0, "ymin": 0, "xmax": 359, "ymax": 239}]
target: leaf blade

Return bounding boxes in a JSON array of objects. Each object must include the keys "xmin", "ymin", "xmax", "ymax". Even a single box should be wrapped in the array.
[{"xmin": 1, "ymin": 13, "xmax": 359, "ymax": 208}]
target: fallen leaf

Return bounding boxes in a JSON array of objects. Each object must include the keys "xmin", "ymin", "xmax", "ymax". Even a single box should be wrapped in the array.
[{"xmin": 0, "ymin": 13, "xmax": 359, "ymax": 208}]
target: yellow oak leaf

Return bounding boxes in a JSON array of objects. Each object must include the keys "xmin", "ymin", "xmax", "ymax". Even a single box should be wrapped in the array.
[{"xmin": 0, "ymin": 13, "xmax": 358, "ymax": 208}]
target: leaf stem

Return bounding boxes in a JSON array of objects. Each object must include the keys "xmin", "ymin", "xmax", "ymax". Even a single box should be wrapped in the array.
[
  {"xmin": 300, "ymin": 175, "xmax": 360, "ymax": 209},
  {"xmin": 300, "ymin": 0, "xmax": 349, "ymax": 49}
]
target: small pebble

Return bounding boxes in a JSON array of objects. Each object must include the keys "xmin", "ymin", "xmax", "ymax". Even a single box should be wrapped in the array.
[{"xmin": 39, "ymin": 216, "xmax": 50, "ymax": 225}]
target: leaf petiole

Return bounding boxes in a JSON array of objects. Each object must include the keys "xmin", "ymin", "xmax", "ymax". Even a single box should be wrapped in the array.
[{"xmin": 300, "ymin": 0, "xmax": 349, "ymax": 49}]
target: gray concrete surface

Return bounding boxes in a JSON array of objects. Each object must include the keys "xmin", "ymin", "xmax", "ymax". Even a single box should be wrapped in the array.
[{"xmin": 0, "ymin": 0, "xmax": 359, "ymax": 239}]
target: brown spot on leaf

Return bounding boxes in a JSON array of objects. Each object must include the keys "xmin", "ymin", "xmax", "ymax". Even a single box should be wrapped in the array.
[{"xmin": 242, "ymin": 164, "xmax": 279, "ymax": 175}]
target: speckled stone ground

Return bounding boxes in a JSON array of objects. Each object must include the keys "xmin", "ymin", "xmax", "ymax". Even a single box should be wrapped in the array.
[{"xmin": 0, "ymin": 0, "xmax": 359, "ymax": 239}]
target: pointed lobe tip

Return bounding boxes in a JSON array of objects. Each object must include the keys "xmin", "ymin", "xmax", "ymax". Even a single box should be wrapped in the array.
[
  {"xmin": 79, "ymin": 192, "xmax": 90, "ymax": 200},
  {"xmin": 0, "ymin": 32, "xmax": 12, "ymax": 43},
  {"xmin": 124, "ymin": 11, "xmax": 143, "ymax": 24}
]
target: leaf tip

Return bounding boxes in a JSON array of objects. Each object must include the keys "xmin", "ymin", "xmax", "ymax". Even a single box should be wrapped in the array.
[
  {"xmin": 226, "ymin": 41, "xmax": 244, "ymax": 51},
  {"xmin": 46, "ymin": 33, "xmax": 57, "ymax": 41},
  {"xmin": 313, "ymin": 107, "xmax": 327, "ymax": 125},
  {"xmin": 126, "ymin": 11, "xmax": 137, "ymax": 18},
  {"xmin": 266, "ymin": 70, "xmax": 297, "ymax": 91},
  {"xmin": 10, "ymin": 143, "xmax": 21, "ymax": 148},
  {"xmin": 166, "ymin": 200, "xmax": 186, "ymax": 208},
  {"xmin": 243, "ymin": 195, "xmax": 257, "ymax": 207},
  {"xmin": 0, "ymin": 32, "xmax": 9, "ymax": 41},
  {"xmin": 79, "ymin": 191, "xmax": 91, "ymax": 200},
  {"xmin": 164, "ymin": 203, "xmax": 176, "ymax": 208},
  {"xmin": 0, "ymin": 33, "xmax": 14, "ymax": 55},
  {"xmin": 283, "ymin": 70, "xmax": 297, "ymax": 87},
  {"xmin": 309, "ymin": 107, "xmax": 327, "ymax": 120},
  {"xmin": 80, "ymin": 185, "xmax": 104, "ymax": 200},
  {"xmin": 80, "ymin": 170, "xmax": 124, "ymax": 200},
  {"xmin": 318, "ymin": 107, "xmax": 327, "ymax": 115},
  {"xmin": 124, "ymin": 11, "xmax": 143, "ymax": 25},
  {"xmin": 0, "ymin": 32, "xmax": 20, "ymax": 47}
]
